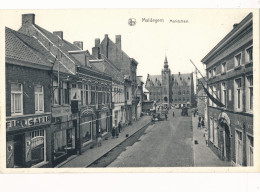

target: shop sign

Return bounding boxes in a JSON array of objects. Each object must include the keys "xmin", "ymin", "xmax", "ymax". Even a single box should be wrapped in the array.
[
  {"xmin": 52, "ymin": 106, "xmax": 71, "ymax": 117},
  {"xmin": 6, "ymin": 115, "xmax": 50, "ymax": 129}
]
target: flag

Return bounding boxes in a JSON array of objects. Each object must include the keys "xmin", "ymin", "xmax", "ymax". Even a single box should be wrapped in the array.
[{"xmin": 201, "ymin": 83, "xmax": 225, "ymax": 107}]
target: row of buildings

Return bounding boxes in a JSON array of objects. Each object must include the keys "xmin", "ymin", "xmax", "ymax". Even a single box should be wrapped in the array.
[
  {"xmin": 145, "ymin": 57, "xmax": 195, "ymax": 108},
  {"xmin": 5, "ymin": 13, "xmax": 143, "ymax": 168},
  {"xmin": 199, "ymin": 13, "xmax": 254, "ymax": 166}
]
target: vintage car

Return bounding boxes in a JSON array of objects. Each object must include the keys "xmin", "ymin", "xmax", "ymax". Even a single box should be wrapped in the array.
[
  {"xmin": 152, "ymin": 113, "xmax": 163, "ymax": 122},
  {"xmin": 181, "ymin": 107, "xmax": 189, "ymax": 116}
]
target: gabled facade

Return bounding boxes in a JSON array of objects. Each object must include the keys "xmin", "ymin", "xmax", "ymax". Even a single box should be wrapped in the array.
[
  {"xmin": 11, "ymin": 13, "xmax": 113, "ymax": 167},
  {"xmin": 145, "ymin": 57, "xmax": 195, "ymax": 108},
  {"xmin": 5, "ymin": 27, "xmax": 53, "ymax": 168},
  {"xmin": 98, "ymin": 34, "xmax": 139, "ymax": 123},
  {"xmin": 201, "ymin": 13, "xmax": 253, "ymax": 166}
]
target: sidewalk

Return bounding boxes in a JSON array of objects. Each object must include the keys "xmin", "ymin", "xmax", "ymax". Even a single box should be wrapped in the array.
[
  {"xmin": 192, "ymin": 115, "xmax": 230, "ymax": 167},
  {"xmin": 58, "ymin": 116, "xmax": 151, "ymax": 168}
]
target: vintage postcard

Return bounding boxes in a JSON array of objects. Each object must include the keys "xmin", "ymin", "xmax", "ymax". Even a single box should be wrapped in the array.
[{"xmin": 0, "ymin": 9, "xmax": 259, "ymax": 173}]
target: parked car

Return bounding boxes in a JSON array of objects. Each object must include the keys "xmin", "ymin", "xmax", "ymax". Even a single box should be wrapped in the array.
[
  {"xmin": 152, "ymin": 113, "xmax": 163, "ymax": 122},
  {"xmin": 181, "ymin": 107, "xmax": 189, "ymax": 116}
]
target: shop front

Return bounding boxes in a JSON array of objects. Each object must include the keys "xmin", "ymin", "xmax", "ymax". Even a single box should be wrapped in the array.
[
  {"xmin": 6, "ymin": 113, "xmax": 51, "ymax": 168},
  {"xmin": 51, "ymin": 106, "xmax": 77, "ymax": 166},
  {"xmin": 80, "ymin": 106, "xmax": 96, "ymax": 152},
  {"xmin": 96, "ymin": 105, "xmax": 111, "ymax": 138}
]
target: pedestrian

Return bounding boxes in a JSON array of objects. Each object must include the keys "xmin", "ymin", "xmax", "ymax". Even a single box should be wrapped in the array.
[
  {"xmin": 112, "ymin": 126, "xmax": 116, "ymax": 138},
  {"xmin": 118, "ymin": 122, "xmax": 122, "ymax": 133},
  {"xmin": 198, "ymin": 116, "xmax": 201, "ymax": 122},
  {"xmin": 204, "ymin": 128, "xmax": 208, "ymax": 146},
  {"xmin": 97, "ymin": 128, "xmax": 102, "ymax": 147},
  {"xmin": 165, "ymin": 114, "xmax": 168, "ymax": 121},
  {"xmin": 172, "ymin": 111, "xmax": 175, "ymax": 118},
  {"xmin": 116, "ymin": 126, "xmax": 119, "ymax": 138},
  {"xmin": 198, "ymin": 121, "xmax": 201, "ymax": 129},
  {"xmin": 201, "ymin": 118, "xmax": 205, "ymax": 128}
]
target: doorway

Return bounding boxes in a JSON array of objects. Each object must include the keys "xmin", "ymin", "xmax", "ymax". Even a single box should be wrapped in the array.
[
  {"xmin": 224, "ymin": 124, "xmax": 231, "ymax": 161},
  {"xmin": 13, "ymin": 134, "xmax": 24, "ymax": 167}
]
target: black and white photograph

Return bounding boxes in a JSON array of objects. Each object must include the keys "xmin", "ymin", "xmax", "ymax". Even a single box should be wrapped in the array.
[{"xmin": 0, "ymin": 9, "xmax": 259, "ymax": 173}]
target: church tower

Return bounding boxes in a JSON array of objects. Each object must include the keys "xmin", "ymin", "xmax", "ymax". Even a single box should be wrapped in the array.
[{"xmin": 161, "ymin": 56, "xmax": 172, "ymax": 105}]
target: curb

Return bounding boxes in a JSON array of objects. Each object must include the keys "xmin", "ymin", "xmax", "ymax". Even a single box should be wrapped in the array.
[
  {"xmin": 56, "ymin": 118, "xmax": 152, "ymax": 168},
  {"xmin": 85, "ymin": 121, "xmax": 152, "ymax": 167}
]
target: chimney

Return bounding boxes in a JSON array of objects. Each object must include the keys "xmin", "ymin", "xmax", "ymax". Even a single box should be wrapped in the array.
[
  {"xmin": 22, "ymin": 14, "xmax": 35, "ymax": 26},
  {"xmin": 53, "ymin": 31, "xmax": 63, "ymax": 40},
  {"xmin": 95, "ymin": 38, "xmax": 100, "ymax": 47},
  {"xmin": 73, "ymin": 41, "xmax": 83, "ymax": 50},
  {"xmin": 233, "ymin": 23, "xmax": 239, "ymax": 29},
  {"xmin": 116, "ymin": 35, "xmax": 121, "ymax": 49}
]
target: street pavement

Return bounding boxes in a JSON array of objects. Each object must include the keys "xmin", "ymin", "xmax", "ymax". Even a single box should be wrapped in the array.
[
  {"xmin": 58, "ymin": 115, "xmax": 151, "ymax": 168},
  {"xmin": 192, "ymin": 114, "xmax": 230, "ymax": 167},
  {"xmin": 108, "ymin": 108, "xmax": 194, "ymax": 167}
]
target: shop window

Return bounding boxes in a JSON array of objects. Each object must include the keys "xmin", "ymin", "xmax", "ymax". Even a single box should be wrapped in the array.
[
  {"xmin": 234, "ymin": 53, "xmax": 242, "ymax": 67},
  {"xmin": 235, "ymin": 130, "xmax": 243, "ymax": 166},
  {"xmin": 30, "ymin": 129, "xmax": 45, "ymax": 166},
  {"xmin": 234, "ymin": 78, "xmax": 243, "ymax": 111},
  {"xmin": 245, "ymin": 46, "xmax": 253, "ymax": 63},
  {"xmin": 247, "ymin": 135, "xmax": 254, "ymax": 166},
  {"xmin": 246, "ymin": 76, "xmax": 253, "ymax": 112},
  {"xmin": 11, "ymin": 83, "xmax": 23, "ymax": 115},
  {"xmin": 53, "ymin": 129, "xmax": 67, "ymax": 160},
  {"xmin": 35, "ymin": 85, "xmax": 44, "ymax": 113},
  {"xmin": 81, "ymin": 116, "xmax": 93, "ymax": 144}
]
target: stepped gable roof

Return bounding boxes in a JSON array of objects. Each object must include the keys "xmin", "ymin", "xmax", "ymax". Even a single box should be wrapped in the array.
[
  {"xmin": 5, "ymin": 27, "xmax": 52, "ymax": 69},
  {"xmin": 172, "ymin": 73, "xmax": 192, "ymax": 87}
]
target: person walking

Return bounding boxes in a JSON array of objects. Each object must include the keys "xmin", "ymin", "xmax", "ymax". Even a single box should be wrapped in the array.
[
  {"xmin": 118, "ymin": 122, "xmax": 122, "ymax": 133},
  {"xmin": 112, "ymin": 126, "xmax": 116, "ymax": 139},
  {"xmin": 201, "ymin": 118, "xmax": 205, "ymax": 129},
  {"xmin": 204, "ymin": 128, "xmax": 208, "ymax": 146},
  {"xmin": 172, "ymin": 111, "xmax": 175, "ymax": 118},
  {"xmin": 165, "ymin": 113, "xmax": 168, "ymax": 121},
  {"xmin": 97, "ymin": 127, "xmax": 102, "ymax": 147}
]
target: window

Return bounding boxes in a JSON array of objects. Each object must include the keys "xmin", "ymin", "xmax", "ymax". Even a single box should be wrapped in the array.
[
  {"xmin": 213, "ymin": 67, "xmax": 216, "ymax": 77},
  {"xmin": 214, "ymin": 119, "xmax": 218, "ymax": 147},
  {"xmin": 234, "ymin": 78, "xmax": 243, "ymax": 111},
  {"xmin": 221, "ymin": 82, "xmax": 227, "ymax": 107},
  {"xmin": 127, "ymin": 91, "xmax": 129, "ymax": 100},
  {"xmin": 235, "ymin": 130, "xmax": 243, "ymax": 166},
  {"xmin": 63, "ymin": 83, "xmax": 69, "ymax": 105},
  {"xmin": 35, "ymin": 85, "xmax": 44, "ymax": 113},
  {"xmin": 97, "ymin": 86, "xmax": 102, "ymax": 104},
  {"xmin": 209, "ymin": 118, "xmax": 213, "ymax": 142},
  {"xmin": 212, "ymin": 86, "xmax": 216, "ymax": 107},
  {"xmin": 245, "ymin": 46, "xmax": 253, "ymax": 63},
  {"xmin": 30, "ymin": 129, "xmax": 45, "ymax": 166},
  {"xmin": 234, "ymin": 53, "xmax": 242, "ymax": 67},
  {"xmin": 11, "ymin": 83, "xmax": 23, "ymax": 115},
  {"xmin": 221, "ymin": 62, "xmax": 227, "ymax": 73},
  {"xmin": 81, "ymin": 85, "xmax": 88, "ymax": 105},
  {"xmin": 91, "ymin": 86, "xmax": 96, "ymax": 104},
  {"xmin": 209, "ymin": 86, "xmax": 213, "ymax": 106},
  {"xmin": 247, "ymin": 135, "xmax": 254, "ymax": 166},
  {"xmin": 183, "ymin": 90, "xmax": 185, "ymax": 95},
  {"xmin": 246, "ymin": 76, "xmax": 253, "ymax": 111},
  {"xmin": 208, "ymin": 70, "xmax": 212, "ymax": 78},
  {"xmin": 53, "ymin": 80, "xmax": 59, "ymax": 105},
  {"xmin": 183, "ymin": 97, "xmax": 185, "ymax": 101},
  {"xmin": 81, "ymin": 116, "xmax": 93, "ymax": 144}
]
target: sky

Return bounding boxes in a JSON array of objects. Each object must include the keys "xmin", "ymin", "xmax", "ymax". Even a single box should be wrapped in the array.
[{"xmin": 1, "ymin": 9, "xmax": 253, "ymax": 81}]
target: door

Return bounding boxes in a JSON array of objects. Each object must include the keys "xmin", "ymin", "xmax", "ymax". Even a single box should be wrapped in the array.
[
  {"xmin": 13, "ymin": 134, "xmax": 24, "ymax": 167},
  {"xmin": 224, "ymin": 125, "xmax": 231, "ymax": 161}
]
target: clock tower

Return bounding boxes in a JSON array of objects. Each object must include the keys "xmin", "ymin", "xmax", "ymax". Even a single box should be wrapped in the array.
[{"xmin": 161, "ymin": 56, "xmax": 172, "ymax": 106}]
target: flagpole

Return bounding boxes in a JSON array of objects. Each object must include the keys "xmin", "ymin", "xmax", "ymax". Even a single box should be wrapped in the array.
[{"xmin": 190, "ymin": 59, "xmax": 220, "ymax": 100}]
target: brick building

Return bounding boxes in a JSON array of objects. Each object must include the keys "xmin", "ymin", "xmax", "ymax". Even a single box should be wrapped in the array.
[
  {"xmin": 98, "ymin": 34, "xmax": 139, "ymax": 123},
  {"xmin": 6, "ymin": 13, "xmax": 113, "ymax": 167},
  {"xmin": 201, "ymin": 13, "xmax": 253, "ymax": 166},
  {"xmin": 5, "ymin": 27, "xmax": 53, "ymax": 168},
  {"xmin": 145, "ymin": 57, "xmax": 195, "ymax": 108}
]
